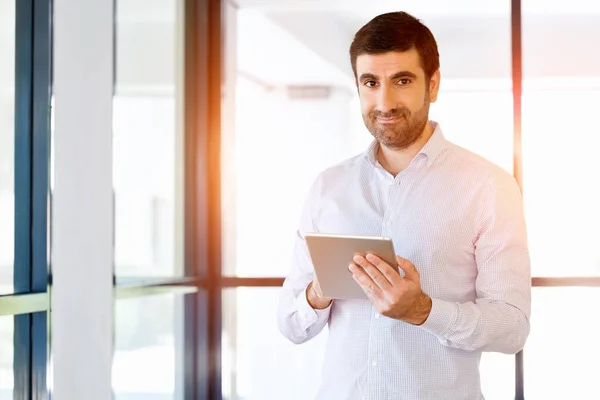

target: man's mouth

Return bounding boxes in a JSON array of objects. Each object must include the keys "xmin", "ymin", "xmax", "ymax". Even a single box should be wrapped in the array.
[{"xmin": 376, "ymin": 116, "xmax": 402, "ymax": 124}]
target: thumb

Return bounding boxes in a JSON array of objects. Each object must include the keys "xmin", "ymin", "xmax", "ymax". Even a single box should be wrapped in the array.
[{"xmin": 396, "ymin": 255, "xmax": 419, "ymax": 283}]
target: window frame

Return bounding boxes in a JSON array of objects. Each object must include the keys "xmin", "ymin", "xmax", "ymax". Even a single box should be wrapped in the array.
[
  {"xmin": 210, "ymin": 1, "xmax": 600, "ymax": 400},
  {"xmin": 0, "ymin": 1, "xmax": 52, "ymax": 399}
]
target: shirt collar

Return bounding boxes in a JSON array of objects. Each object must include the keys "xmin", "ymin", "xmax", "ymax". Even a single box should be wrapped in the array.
[
  {"xmin": 363, "ymin": 121, "xmax": 447, "ymax": 168},
  {"xmin": 419, "ymin": 121, "xmax": 447, "ymax": 167}
]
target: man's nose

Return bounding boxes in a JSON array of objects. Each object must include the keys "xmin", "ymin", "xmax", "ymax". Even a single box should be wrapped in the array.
[{"xmin": 376, "ymin": 88, "xmax": 396, "ymax": 114}]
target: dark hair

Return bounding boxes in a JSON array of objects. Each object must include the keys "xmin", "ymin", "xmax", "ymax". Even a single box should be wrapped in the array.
[{"xmin": 349, "ymin": 12, "xmax": 440, "ymax": 81}]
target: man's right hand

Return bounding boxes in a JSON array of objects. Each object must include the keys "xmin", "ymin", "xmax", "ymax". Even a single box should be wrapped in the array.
[{"xmin": 306, "ymin": 275, "xmax": 333, "ymax": 310}]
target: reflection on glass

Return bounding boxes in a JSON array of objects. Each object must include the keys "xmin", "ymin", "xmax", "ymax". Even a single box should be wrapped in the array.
[
  {"xmin": 113, "ymin": 0, "xmax": 185, "ymax": 278},
  {"xmin": 0, "ymin": 316, "xmax": 14, "ymax": 399},
  {"xmin": 525, "ymin": 287, "xmax": 600, "ymax": 398},
  {"xmin": 221, "ymin": 4, "xmax": 513, "ymax": 277},
  {"xmin": 522, "ymin": 2, "xmax": 600, "ymax": 276},
  {"xmin": 0, "ymin": 0, "xmax": 16, "ymax": 294},
  {"xmin": 222, "ymin": 288, "xmax": 328, "ymax": 400},
  {"xmin": 112, "ymin": 293, "xmax": 185, "ymax": 400}
]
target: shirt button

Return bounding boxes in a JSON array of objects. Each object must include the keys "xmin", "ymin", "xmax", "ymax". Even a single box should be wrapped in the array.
[
  {"xmin": 374, "ymin": 313, "xmax": 380, "ymax": 319},
  {"xmin": 385, "ymin": 220, "xmax": 392, "ymax": 226},
  {"xmin": 371, "ymin": 360, "xmax": 378, "ymax": 366}
]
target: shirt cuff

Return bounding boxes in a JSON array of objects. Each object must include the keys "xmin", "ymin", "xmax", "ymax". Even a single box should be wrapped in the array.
[
  {"xmin": 294, "ymin": 284, "xmax": 332, "ymax": 331},
  {"xmin": 419, "ymin": 297, "xmax": 458, "ymax": 338}
]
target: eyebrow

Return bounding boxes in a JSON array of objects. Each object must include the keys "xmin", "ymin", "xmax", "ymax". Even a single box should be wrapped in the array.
[{"xmin": 358, "ymin": 71, "xmax": 418, "ymax": 82}]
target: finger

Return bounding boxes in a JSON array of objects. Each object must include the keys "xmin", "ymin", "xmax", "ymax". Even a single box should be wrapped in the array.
[
  {"xmin": 397, "ymin": 255, "xmax": 419, "ymax": 283},
  {"xmin": 365, "ymin": 253, "xmax": 403, "ymax": 286},
  {"xmin": 313, "ymin": 280, "xmax": 322, "ymax": 296},
  {"xmin": 349, "ymin": 263, "xmax": 383, "ymax": 298},
  {"xmin": 310, "ymin": 277, "xmax": 332, "ymax": 301},
  {"xmin": 352, "ymin": 255, "xmax": 393, "ymax": 290},
  {"xmin": 352, "ymin": 272, "xmax": 380, "ymax": 302},
  {"xmin": 308, "ymin": 277, "xmax": 321, "ymax": 295}
]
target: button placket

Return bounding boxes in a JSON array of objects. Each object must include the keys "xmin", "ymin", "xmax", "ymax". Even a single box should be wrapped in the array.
[{"xmin": 382, "ymin": 182, "xmax": 398, "ymax": 231}]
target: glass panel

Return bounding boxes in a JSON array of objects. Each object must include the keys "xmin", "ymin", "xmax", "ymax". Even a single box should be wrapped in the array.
[
  {"xmin": 113, "ymin": 293, "xmax": 185, "ymax": 399},
  {"xmin": 222, "ymin": 2, "xmax": 513, "ymax": 277},
  {"xmin": 113, "ymin": 0, "xmax": 185, "ymax": 278},
  {"xmin": 222, "ymin": 288, "xmax": 328, "ymax": 400},
  {"xmin": 525, "ymin": 287, "xmax": 600, "ymax": 398},
  {"xmin": 0, "ymin": 316, "xmax": 14, "ymax": 399},
  {"xmin": 522, "ymin": 0, "xmax": 600, "ymax": 276},
  {"xmin": 479, "ymin": 353, "xmax": 514, "ymax": 399},
  {"xmin": 0, "ymin": 0, "xmax": 16, "ymax": 295}
]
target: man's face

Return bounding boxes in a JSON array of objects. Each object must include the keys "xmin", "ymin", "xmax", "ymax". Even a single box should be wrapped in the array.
[{"xmin": 356, "ymin": 49, "xmax": 440, "ymax": 150}]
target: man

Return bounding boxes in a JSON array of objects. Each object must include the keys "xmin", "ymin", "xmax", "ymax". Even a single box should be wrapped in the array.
[{"xmin": 277, "ymin": 11, "xmax": 531, "ymax": 400}]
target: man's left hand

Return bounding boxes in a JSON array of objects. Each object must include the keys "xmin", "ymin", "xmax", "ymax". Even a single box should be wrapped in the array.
[{"xmin": 349, "ymin": 254, "xmax": 432, "ymax": 325}]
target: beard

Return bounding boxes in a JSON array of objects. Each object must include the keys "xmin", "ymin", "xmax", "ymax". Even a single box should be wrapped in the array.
[{"xmin": 363, "ymin": 97, "xmax": 431, "ymax": 150}]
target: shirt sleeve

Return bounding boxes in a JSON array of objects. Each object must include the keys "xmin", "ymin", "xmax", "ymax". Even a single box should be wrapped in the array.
[
  {"xmin": 277, "ymin": 176, "xmax": 332, "ymax": 344},
  {"xmin": 420, "ymin": 170, "xmax": 531, "ymax": 354}
]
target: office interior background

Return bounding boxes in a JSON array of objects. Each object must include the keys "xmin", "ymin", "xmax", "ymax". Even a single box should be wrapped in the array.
[{"xmin": 1, "ymin": 0, "xmax": 600, "ymax": 399}]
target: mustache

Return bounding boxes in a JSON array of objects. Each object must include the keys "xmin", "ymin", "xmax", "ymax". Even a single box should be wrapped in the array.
[{"xmin": 370, "ymin": 108, "xmax": 409, "ymax": 119}]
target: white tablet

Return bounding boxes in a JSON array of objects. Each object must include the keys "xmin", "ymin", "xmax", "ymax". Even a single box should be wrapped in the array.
[{"xmin": 305, "ymin": 233, "xmax": 398, "ymax": 300}]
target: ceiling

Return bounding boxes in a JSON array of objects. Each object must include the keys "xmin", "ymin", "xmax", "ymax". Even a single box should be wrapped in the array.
[
  {"xmin": 4, "ymin": 0, "xmax": 597, "ymax": 89},
  {"xmin": 234, "ymin": 0, "xmax": 600, "ymax": 16},
  {"xmin": 233, "ymin": 0, "xmax": 600, "ymax": 87}
]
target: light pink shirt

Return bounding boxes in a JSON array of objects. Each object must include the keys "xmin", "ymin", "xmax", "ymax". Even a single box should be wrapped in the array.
[{"xmin": 277, "ymin": 121, "xmax": 531, "ymax": 400}]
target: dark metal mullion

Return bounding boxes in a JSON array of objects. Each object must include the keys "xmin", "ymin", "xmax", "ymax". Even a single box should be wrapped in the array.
[
  {"xmin": 0, "ymin": 293, "xmax": 48, "ymax": 316},
  {"xmin": 205, "ymin": 0, "xmax": 224, "ymax": 397},
  {"xmin": 13, "ymin": 316, "xmax": 31, "ymax": 400},
  {"xmin": 532, "ymin": 277, "xmax": 600, "ymax": 286},
  {"xmin": 511, "ymin": 0, "xmax": 524, "ymax": 399},
  {"xmin": 183, "ymin": 0, "xmax": 202, "ymax": 396},
  {"xmin": 183, "ymin": 0, "xmax": 224, "ymax": 398},
  {"xmin": 219, "ymin": 277, "xmax": 600, "ymax": 288},
  {"xmin": 32, "ymin": 0, "xmax": 52, "ymax": 292},
  {"xmin": 31, "ymin": 0, "xmax": 52, "ymax": 397},
  {"xmin": 13, "ymin": 1, "xmax": 35, "ymax": 399},
  {"xmin": 512, "ymin": 0, "xmax": 523, "ymax": 191},
  {"xmin": 219, "ymin": 277, "xmax": 285, "ymax": 287},
  {"xmin": 116, "ymin": 284, "xmax": 197, "ymax": 300},
  {"xmin": 116, "ymin": 276, "xmax": 201, "ymax": 288},
  {"xmin": 14, "ymin": 0, "xmax": 34, "ymax": 296}
]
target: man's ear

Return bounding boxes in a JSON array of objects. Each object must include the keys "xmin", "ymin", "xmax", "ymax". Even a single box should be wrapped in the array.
[{"xmin": 428, "ymin": 70, "xmax": 441, "ymax": 103}]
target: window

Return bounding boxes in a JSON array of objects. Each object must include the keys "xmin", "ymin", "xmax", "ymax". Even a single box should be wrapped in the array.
[
  {"xmin": 0, "ymin": 0, "xmax": 15, "ymax": 296},
  {"xmin": 0, "ymin": 0, "xmax": 51, "ymax": 398},
  {"xmin": 525, "ymin": 287, "xmax": 600, "ymax": 398},
  {"xmin": 113, "ymin": 293, "xmax": 186, "ymax": 399},
  {"xmin": 521, "ymin": 0, "xmax": 600, "ymax": 397},
  {"xmin": 0, "ymin": 316, "xmax": 13, "ymax": 399},
  {"xmin": 222, "ymin": 288, "xmax": 328, "ymax": 400},
  {"xmin": 113, "ymin": 0, "xmax": 185, "ymax": 278},
  {"xmin": 522, "ymin": 0, "xmax": 600, "ymax": 277},
  {"xmin": 49, "ymin": 1, "xmax": 212, "ymax": 398},
  {"xmin": 109, "ymin": 2, "xmax": 204, "ymax": 399},
  {"xmin": 221, "ymin": 1, "xmax": 516, "ymax": 398}
]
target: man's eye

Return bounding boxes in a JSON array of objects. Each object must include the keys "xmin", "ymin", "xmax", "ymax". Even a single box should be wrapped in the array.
[
  {"xmin": 398, "ymin": 79, "xmax": 411, "ymax": 85},
  {"xmin": 364, "ymin": 80, "xmax": 377, "ymax": 88}
]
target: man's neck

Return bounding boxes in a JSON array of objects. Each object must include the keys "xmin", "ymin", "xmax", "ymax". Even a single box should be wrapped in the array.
[{"xmin": 376, "ymin": 122, "xmax": 435, "ymax": 177}]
